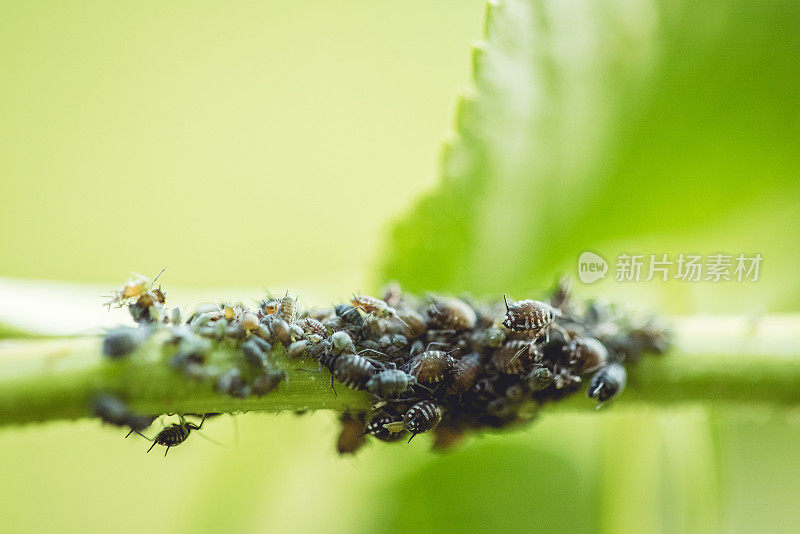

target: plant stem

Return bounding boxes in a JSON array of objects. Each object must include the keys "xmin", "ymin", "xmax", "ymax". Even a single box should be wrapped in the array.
[{"xmin": 0, "ymin": 315, "xmax": 797, "ymax": 428}]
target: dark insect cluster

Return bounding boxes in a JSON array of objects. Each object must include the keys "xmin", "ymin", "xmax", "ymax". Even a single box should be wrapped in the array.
[{"xmin": 96, "ymin": 273, "xmax": 670, "ymax": 455}]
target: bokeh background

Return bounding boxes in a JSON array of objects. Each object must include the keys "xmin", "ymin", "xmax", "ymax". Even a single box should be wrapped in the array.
[{"xmin": 1, "ymin": 1, "xmax": 799, "ymax": 533}]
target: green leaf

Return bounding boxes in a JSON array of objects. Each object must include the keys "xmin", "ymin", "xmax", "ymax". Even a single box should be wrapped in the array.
[{"xmin": 381, "ymin": 0, "xmax": 800, "ymax": 313}]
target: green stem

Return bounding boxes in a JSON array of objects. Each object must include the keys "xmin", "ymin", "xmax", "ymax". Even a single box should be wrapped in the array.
[{"xmin": 0, "ymin": 315, "xmax": 798, "ymax": 428}]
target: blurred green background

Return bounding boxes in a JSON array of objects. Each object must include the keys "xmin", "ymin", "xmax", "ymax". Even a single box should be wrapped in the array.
[{"xmin": 1, "ymin": 1, "xmax": 799, "ymax": 533}]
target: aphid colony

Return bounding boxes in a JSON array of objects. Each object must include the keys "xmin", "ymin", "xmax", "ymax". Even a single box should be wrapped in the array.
[{"xmin": 97, "ymin": 273, "xmax": 669, "ymax": 454}]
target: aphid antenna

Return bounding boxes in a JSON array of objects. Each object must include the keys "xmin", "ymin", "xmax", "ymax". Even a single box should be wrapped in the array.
[
  {"xmin": 509, "ymin": 342, "xmax": 533, "ymax": 363},
  {"xmin": 423, "ymin": 341, "xmax": 450, "ymax": 352},
  {"xmin": 151, "ymin": 268, "xmax": 166, "ymax": 288},
  {"xmin": 503, "ymin": 294, "xmax": 511, "ymax": 311},
  {"xmin": 357, "ymin": 348, "xmax": 389, "ymax": 363}
]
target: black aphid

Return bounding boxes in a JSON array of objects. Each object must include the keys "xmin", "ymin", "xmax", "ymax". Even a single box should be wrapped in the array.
[
  {"xmin": 588, "ymin": 363, "xmax": 627, "ymax": 405},
  {"xmin": 102, "ymin": 327, "xmax": 146, "ymax": 359}
]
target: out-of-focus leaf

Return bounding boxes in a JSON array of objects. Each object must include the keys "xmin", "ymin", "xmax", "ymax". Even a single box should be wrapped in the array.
[{"xmin": 381, "ymin": 0, "xmax": 800, "ymax": 313}]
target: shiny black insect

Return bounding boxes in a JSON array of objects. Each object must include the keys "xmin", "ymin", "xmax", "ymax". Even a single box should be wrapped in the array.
[
  {"xmin": 102, "ymin": 327, "xmax": 145, "ymax": 359},
  {"xmin": 400, "ymin": 400, "xmax": 444, "ymax": 442},
  {"xmin": 365, "ymin": 413, "xmax": 405, "ymax": 442},
  {"xmin": 588, "ymin": 363, "xmax": 627, "ymax": 405},
  {"xmin": 144, "ymin": 415, "xmax": 204, "ymax": 456}
]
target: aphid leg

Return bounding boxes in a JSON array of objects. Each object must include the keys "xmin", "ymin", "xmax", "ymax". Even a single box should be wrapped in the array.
[
  {"xmin": 147, "ymin": 441, "xmax": 157, "ymax": 453},
  {"xmin": 407, "ymin": 433, "xmax": 418, "ymax": 443},
  {"xmin": 424, "ymin": 341, "xmax": 449, "ymax": 352},
  {"xmin": 330, "ymin": 375, "xmax": 338, "ymax": 396},
  {"xmin": 163, "ymin": 446, "xmax": 171, "ymax": 457}
]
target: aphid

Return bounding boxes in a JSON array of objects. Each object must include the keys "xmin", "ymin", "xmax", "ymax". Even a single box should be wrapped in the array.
[
  {"xmin": 553, "ymin": 365, "xmax": 581, "ymax": 390},
  {"xmin": 323, "ymin": 316, "xmax": 344, "ymax": 332},
  {"xmin": 525, "ymin": 366, "xmax": 553, "ymax": 392},
  {"xmin": 251, "ymin": 370, "xmax": 286, "ymax": 396},
  {"xmin": 501, "ymin": 296, "xmax": 559, "ymax": 340},
  {"xmin": 504, "ymin": 382, "xmax": 525, "ymax": 403},
  {"xmin": 215, "ymin": 368, "xmax": 249, "ymax": 398},
  {"xmin": 427, "ymin": 297, "xmax": 477, "ymax": 331},
  {"xmin": 365, "ymin": 413, "xmax": 405, "ymax": 442},
  {"xmin": 379, "ymin": 334, "xmax": 409, "ymax": 351},
  {"xmin": 396, "ymin": 308, "xmax": 427, "ymax": 337},
  {"xmin": 92, "ymin": 394, "xmax": 155, "ymax": 431},
  {"xmin": 242, "ymin": 339, "xmax": 268, "ymax": 367},
  {"xmin": 223, "ymin": 304, "xmax": 238, "ymax": 321},
  {"xmin": 588, "ymin": 363, "xmax": 627, "ymax": 406},
  {"xmin": 249, "ymin": 336, "xmax": 272, "ymax": 354},
  {"xmin": 333, "ymin": 352, "xmax": 379, "ymax": 390},
  {"xmin": 491, "ymin": 340, "xmax": 538, "ymax": 376},
  {"xmin": 473, "ymin": 326, "xmax": 507, "ymax": 349},
  {"xmin": 486, "ymin": 398, "xmax": 515, "ymax": 419},
  {"xmin": 104, "ymin": 269, "xmax": 164, "ymax": 308},
  {"xmin": 331, "ymin": 331, "xmax": 356, "ymax": 355},
  {"xmin": 129, "ymin": 291, "xmax": 165, "ymax": 324},
  {"xmin": 287, "ymin": 340, "xmax": 310, "ymax": 359},
  {"xmin": 404, "ymin": 350, "xmax": 456, "ymax": 385},
  {"xmin": 337, "ymin": 412, "xmax": 367, "ymax": 455},
  {"xmin": 102, "ymin": 327, "xmax": 146, "ymax": 359},
  {"xmin": 472, "ymin": 377, "xmax": 496, "ymax": 400},
  {"xmin": 549, "ymin": 276, "xmax": 572, "ymax": 312},
  {"xmin": 565, "ymin": 337, "xmax": 608, "ymax": 374},
  {"xmin": 170, "ymin": 334, "xmax": 211, "ymax": 369},
  {"xmin": 351, "ymin": 294, "xmax": 410, "ymax": 332},
  {"xmin": 269, "ymin": 318, "xmax": 292, "ymax": 345},
  {"xmin": 145, "ymin": 415, "xmax": 204, "ymax": 456},
  {"xmin": 241, "ymin": 312, "xmax": 260, "ymax": 333},
  {"xmin": 386, "ymin": 400, "xmax": 444, "ymax": 442},
  {"xmin": 296, "ymin": 317, "xmax": 327, "ymax": 338},
  {"xmin": 253, "ymin": 323, "xmax": 273, "ymax": 342},
  {"xmin": 366, "ymin": 369, "xmax": 417, "ymax": 397},
  {"xmin": 261, "ymin": 298, "xmax": 279, "ymax": 316},
  {"xmin": 449, "ymin": 353, "xmax": 483, "ymax": 394},
  {"xmin": 380, "ymin": 281, "xmax": 403, "ymax": 308},
  {"xmin": 276, "ymin": 292, "xmax": 297, "ymax": 324},
  {"xmin": 288, "ymin": 323, "xmax": 304, "ymax": 341}
]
